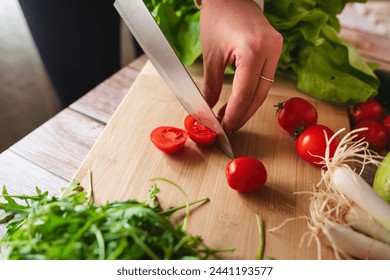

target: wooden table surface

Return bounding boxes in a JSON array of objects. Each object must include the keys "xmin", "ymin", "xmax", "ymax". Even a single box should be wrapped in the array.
[{"xmin": 0, "ymin": 27, "xmax": 389, "ymax": 250}]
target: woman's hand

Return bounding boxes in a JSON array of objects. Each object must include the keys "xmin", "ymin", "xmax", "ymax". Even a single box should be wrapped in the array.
[{"xmin": 200, "ymin": 0, "xmax": 283, "ymax": 135}]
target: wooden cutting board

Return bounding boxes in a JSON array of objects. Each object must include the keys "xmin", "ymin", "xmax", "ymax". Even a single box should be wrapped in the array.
[{"xmin": 73, "ymin": 60, "xmax": 350, "ymax": 260}]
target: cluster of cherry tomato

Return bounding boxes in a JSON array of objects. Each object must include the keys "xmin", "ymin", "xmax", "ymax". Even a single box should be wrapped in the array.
[
  {"xmin": 150, "ymin": 114, "xmax": 217, "ymax": 153},
  {"xmin": 276, "ymin": 97, "xmax": 340, "ymax": 167},
  {"xmin": 150, "ymin": 97, "xmax": 389, "ymax": 195},
  {"xmin": 150, "ymin": 115, "xmax": 267, "ymax": 193},
  {"xmin": 348, "ymin": 98, "xmax": 390, "ymax": 154}
]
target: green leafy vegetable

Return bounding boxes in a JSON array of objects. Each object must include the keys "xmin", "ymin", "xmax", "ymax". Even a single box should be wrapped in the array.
[
  {"xmin": 264, "ymin": 0, "xmax": 379, "ymax": 104},
  {"xmin": 144, "ymin": 0, "xmax": 379, "ymax": 104},
  {"xmin": 0, "ymin": 180, "xmax": 231, "ymax": 260},
  {"xmin": 145, "ymin": 0, "xmax": 201, "ymax": 65}
]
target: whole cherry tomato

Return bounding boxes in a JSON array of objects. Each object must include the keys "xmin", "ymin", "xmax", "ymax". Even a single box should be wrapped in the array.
[
  {"xmin": 355, "ymin": 120, "xmax": 388, "ymax": 153},
  {"xmin": 150, "ymin": 126, "xmax": 187, "ymax": 153},
  {"xmin": 295, "ymin": 124, "xmax": 340, "ymax": 167},
  {"xmin": 226, "ymin": 157, "xmax": 267, "ymax": 193},
  {"xmin": 348, "ymin": 98, "xmax": 384, "ymax": 124},
  {"xmin": 184, "ymin": 115, "xmax": 216, "ymax": 146},
  {"xmin": 381, "ymin": 115, "xmax": 390, "ymax": 148},
  {"xmin": 276, "ymin": 97, "xmax": 318, "ymax": 137}
]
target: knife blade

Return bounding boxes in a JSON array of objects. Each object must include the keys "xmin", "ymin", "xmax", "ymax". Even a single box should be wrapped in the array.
[{"xmin": 114, "ymin": 0, "xmax": 234, "ymax": 158}]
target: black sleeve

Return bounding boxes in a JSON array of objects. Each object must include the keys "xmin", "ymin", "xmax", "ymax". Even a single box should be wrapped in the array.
[{"xmin": 18, "ymin": 0, "xmax": 121, "ymax": 107}]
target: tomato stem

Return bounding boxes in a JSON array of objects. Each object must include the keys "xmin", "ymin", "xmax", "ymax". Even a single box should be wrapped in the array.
[
  {"xmin": 273, "ymin": 101, "xmax": 286, "ymax": 114},
  {"xmin": 294, "ymin": 124, "xmax": 306, "ymax": 140}
]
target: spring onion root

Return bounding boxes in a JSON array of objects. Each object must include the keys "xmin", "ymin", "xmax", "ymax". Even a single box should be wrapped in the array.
[
  {"xmin": 331, "ymin": 166, "xmax": 390, "ymax": 233},
  {"xmin": 345, "ymin": 206, "xmax": 390, "ymax": 245},
  {"xmin": 322, "ymin": 220, "xmax": 390, "ymax": 260},
  {"xmin": 282, "ymin": 127, "xmax": 390, "ymax": 259}
]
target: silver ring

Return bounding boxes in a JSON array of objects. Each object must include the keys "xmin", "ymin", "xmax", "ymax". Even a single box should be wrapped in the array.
[{"xmin": 260, "ymin": 75, "xmax": 274, "ymax": 83}]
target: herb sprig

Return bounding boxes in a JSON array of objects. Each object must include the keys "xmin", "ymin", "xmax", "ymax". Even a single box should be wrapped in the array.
[{"xmin": 0, "ymin": 179, "xmax": 232, "ymax": 260}]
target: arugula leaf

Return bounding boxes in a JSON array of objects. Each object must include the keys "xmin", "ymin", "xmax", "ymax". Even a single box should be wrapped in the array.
[
  {"xmin": 0, "ymin": 181, "xmax": 230, "ymax": 260},
  {"xmin": 0, "ymin": 185, "xmax": 34, "ymax": 219}
]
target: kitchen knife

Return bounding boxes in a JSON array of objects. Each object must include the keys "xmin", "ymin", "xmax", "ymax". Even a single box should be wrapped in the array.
[{"xmin": 114, "ymin": 0, "xmax": 234, "ymax": 158}]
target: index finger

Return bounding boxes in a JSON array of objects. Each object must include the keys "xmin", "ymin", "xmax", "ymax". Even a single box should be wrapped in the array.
[{"xmin": 221, "ymin": 51, "xmax": 265, "ymax": 134}]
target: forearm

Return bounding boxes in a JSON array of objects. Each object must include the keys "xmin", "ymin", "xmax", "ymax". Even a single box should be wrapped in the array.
[{"xmin": 194, "ymin": 0, "xmax": 264, "ymax": 10}]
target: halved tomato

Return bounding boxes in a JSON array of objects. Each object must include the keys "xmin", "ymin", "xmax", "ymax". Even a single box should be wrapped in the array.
[
  {"xmin": 184, "ymin": 115, "xmax": 216, "ymax": 146},
  {"xmin": 150, "ymin": 126, "xmax": 187, "ymax": 153}
]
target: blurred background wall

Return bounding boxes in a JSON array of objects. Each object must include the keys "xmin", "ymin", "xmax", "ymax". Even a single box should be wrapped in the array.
[
  {"xmin": 0, "ymin": 0, "xmax": 60, "ymax": 153},
  {"xmin": 0, "ymin": 0, "xmax": 135, "ymax": 153}
]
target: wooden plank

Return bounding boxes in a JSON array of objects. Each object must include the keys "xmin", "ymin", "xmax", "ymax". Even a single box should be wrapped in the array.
[
  {"xmin": 0, "ymin": 151, "xmax": 68, "ymax": 238},
  {"xmin": 10, "ymin": 109, "xmax": 104, "ymax": 181},
  {"xmin": 376, "ymin": 61, "xmax": 390, "ymax": 71},
  {"xmin": 0, "ymin": 150, "xmax": 67, "ymax": 196},
  {"xmin": 70, "ymin": 65, "xmax": 141, "ymax": 124},
  {"xmin": 73, "ymin": 61, "xmax": 350, "ymax": 260},
  {"xmin": 340, "ymin": 27, "xmax": 390, "ymax": 64},
  {"xmin": 128, "ymin": 55, "xmax": 148, "ymax": 71}
]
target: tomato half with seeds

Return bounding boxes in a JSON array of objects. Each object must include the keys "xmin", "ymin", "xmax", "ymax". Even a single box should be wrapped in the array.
[
  {"xmin": 184, "ymin": 115, "xmax": 216, "ymax": 146},
  {"xmin": 226, "ymin": 157, "xmax": 267, "ymax": 193},
  {"xmin": 150, "ymin": 126, "xmax": 187, "ymax": 153},
  {"xmin": 295, "ymin": 124, "xmax": 340, "ymax": 167},
  {"xmin": 276, "ymin": 97, "xmax": 318, "ymax": 137}
]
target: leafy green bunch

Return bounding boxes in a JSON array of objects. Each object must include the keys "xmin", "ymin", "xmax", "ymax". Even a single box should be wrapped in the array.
[
  {"xmin": 144, "ymin": 0, "xmax": 379, "ymax": 104},
  {"xmin": 145, "ymin": 0, "xmax": 201, "ymax": 65},
  {"xmin": 0, "ymin": 180, "xmax": 226, "ymax": 260},
  {"xmin": 264, "ymin": 0, "xmax": 379, "ymax": 104}
]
